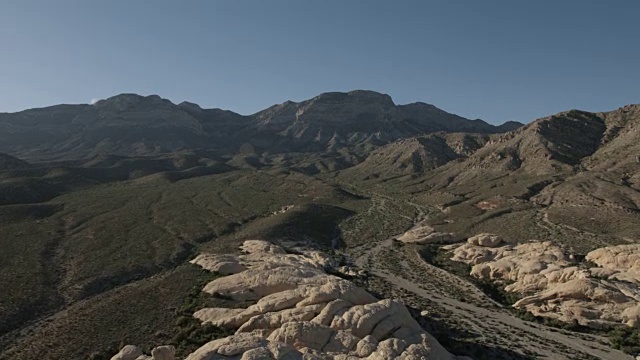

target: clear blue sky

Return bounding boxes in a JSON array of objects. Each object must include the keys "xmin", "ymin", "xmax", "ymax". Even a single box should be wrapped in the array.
[{"xmin": 1, "ymin": 1, "xmax": 638, "ymax": 124}]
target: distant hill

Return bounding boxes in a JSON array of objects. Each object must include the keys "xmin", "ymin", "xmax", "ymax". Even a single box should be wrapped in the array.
[
  {"xmin": 0, "ymin": 90, "xmax": 520, "ymax": 161},
  {"xmin": 376, "ymin": 104, "xmax": 640, "ymax": 247},
  {"xmin": 0, "ymin": 95, "xmax": 248, "ymax": 160},
  {"xmin": 414, "ymin": 105, "xmax": 640, "ymax": 188},
  {"xmin": 248, "ymin": 90, "xmax": 519, "ymax": 154},
  {"xmin": 0, "ymin": 153, "xmax": 29, "ymax": 170}
]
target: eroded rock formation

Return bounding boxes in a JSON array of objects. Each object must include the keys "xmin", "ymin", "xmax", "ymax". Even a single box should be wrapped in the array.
[
  {"xmin": 451, "ymin": 238, "xmax": 640, "ymax": 328},
  {"xmin": 187, "ymin": 240, "xmax": 459, "ymax": 359},
  {"xmin": 396, "ymin": 225, "xmax": 455, "ymax": 245},
  {"xmin": 114, "ymin": 240, "xmax": 461, "ymax": 359},
  {"xmin": 110, "ymin": 345, "xmax": 175, "ymax": 360}
]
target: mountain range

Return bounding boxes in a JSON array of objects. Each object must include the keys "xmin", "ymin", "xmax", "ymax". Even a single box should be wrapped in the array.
[{"xmin": 0, "ymin": 90, "xmax": 521, "ymax": 161}]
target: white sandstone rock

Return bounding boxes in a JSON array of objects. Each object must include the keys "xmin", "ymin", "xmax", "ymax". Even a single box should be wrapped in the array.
[
  {"xmin": 151, "ymin": 345, "xmax": 175, "ymax": 360},
  {"xmin": 111, "ymin": 345, "xmax": 143, "ymax": 360},
  {"xmin": 241, "ymin": 240, "xmax": 288, "ymax": 255},
  {"xmin": 190, "ymin": 253, "xmax": 247, "ymax": 274},
  {"xmin": 466, "ymin": 233, "xmax": 505, "ymax": 247},
  {"xmin": 452, "ymin": 238, "xmax": 640, "ymax": 328},
  {"xmin": 115, "ymin": 240, "xmax": 460, "ymax": 360},
  {"xmin": 187, "ymin": 240, "xmax": 458, "ymax": 359},
  {"xmin": 397, "ymin": 225, "xmax": 456, "ymax": 244}
]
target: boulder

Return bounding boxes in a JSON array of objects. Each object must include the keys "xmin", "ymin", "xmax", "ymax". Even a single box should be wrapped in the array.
[
  {"xmin": 241, "ymin": 240, "xmax": 288, "ymax": 255},
  {"xmin": 190, "ymin": 254, "xmax": 247, "ymax": 275},
  {"xmin": 151, "ymin": 345, "xmax": 175, "ymax": 360},
  {"xmin": 396, "ymin": 225, "xmax": 456, "ymax": 244},
  {"xmin": 111, "ymin": 345, "xmax": 143, "ymax": 360},
  {"xmin": 467, "ymin": 233, "xmax": 504, "ymax": 247}
]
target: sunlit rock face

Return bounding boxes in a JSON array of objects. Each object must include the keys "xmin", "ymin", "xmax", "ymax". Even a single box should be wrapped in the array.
[
  {"xmin": 110, "ymin": 240, "xmax": 463, "ymax": 359},
  {"xmin": 396, "ymin": 224, "xmax": 456, "ymax": 245},
  {"xmin": 184, "ymin": 240, "xmax": 461, "ymax": 359},
  {"xmin": 452, "ymin": 238, "xmax": 640, "ymax": 329}
]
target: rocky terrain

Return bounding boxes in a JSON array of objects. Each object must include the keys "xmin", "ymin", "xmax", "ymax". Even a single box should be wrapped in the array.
[
  {"xmin": 184, "ymin": 240, "xmax": 459, "ymax": 359},
  {"xmin": 451, "ymin": 235, "xmax": 640, "ymax": 329},
  {"xmin": 341, "ymin": 133, "xmax": 490, "ymax": 180},
  {"xmin": 0, "ymin": 91, "xmax": 639, "ymax": 359}
]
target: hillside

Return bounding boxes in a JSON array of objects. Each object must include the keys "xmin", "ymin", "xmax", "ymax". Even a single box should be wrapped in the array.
[
  {"xmin": 349, "ymin": 104, "xmax": 640, "ymax": 254},
  {"xmin": 341, "ymin": 133, "xmax": 489, "ymax": 180},
  {"xmin": 0, "ymin": 95, "xmax": 249, "ymax": 160},
  {"xmin": 0, "ymin": 153, "xmax": 29, "ymax": 170},
  {"xmin": 249, "ymin": 91, "xmax": 516, "ymax": 155}
]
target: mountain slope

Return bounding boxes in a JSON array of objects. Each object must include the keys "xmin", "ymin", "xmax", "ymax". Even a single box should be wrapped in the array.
[
  {"xmin": 341, "ymin": 132, "xmax": 489, "ymax": 179},
  {"xmin": 0, "ymin": 95, "xmax": 249, "ymax": 160},
  {"xmin": 249, "ymin": 90, "xmax": 518, "ymax": 155},
  {"xmin": 383, "ymin": 104, "xmax": 640, "ymax": 253},
  {"xmin": 0, "ymin": 91, "xmax": 521, "ymax": 161},
  {"xmin": 0, "ymin": 153, "xmax": 29, "ymax": 170},
  {"xmin": 415, "ymin": 109, "xmax": 609, "ymax": 190}
]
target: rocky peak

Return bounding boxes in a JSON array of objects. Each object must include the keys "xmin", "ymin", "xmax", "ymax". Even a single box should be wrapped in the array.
[
  {"xmin": 398, "ymin": 101, "xmax": 442, "ymax": 114},
  {"xmin": 496, "ymin": 120, "xmax": 525, "ymax": 132},
  {"xmin": 599, "ymin": 104, "xmax": 640, "ymax": 134},
  {"xmin": 178, "ymin": 101, "xmax": 203, "ymax": 113},
  {"xmin": 527, "ymin": 110, "xmax": 606, "ymax": 165},
  {"xmin": 293, "ymin": 90, "xmax": 399, "ymax": 126},
  {"xmin": 425, "ymin": 109, "xmax": 610, "ymax": 188},
  {"xmin": 311, "ymin": 90, "xmax": 395, "ymax": 108},
  {"xmin": 93, "ymin": 94, "xmax": 172, "ymax": 112},
  {"xmin": 582, "ymin": 103, "xmax": 640, "ymax": 171}
]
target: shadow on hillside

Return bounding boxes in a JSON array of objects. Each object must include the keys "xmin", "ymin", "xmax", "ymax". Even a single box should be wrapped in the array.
[{"xmin": 208, "ymin": 203, "xmax": 356, "ymax": 254}]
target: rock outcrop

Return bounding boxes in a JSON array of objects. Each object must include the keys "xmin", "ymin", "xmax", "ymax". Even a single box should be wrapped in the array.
[
  {"xmin": 451, "ymin": 239, "xmax": 640, "ymax": 328},
  {"xmin": 190, "ymin": 254, "xmax": 247, "ymax": 275},
  {"xmin": 110, "ymin": 345, "xmax": 143, "ymax": 360},
  {"xmin": 151, "ymin": 345, "xmax": 176, "ymax": 360},
  {"xmin": 110, "ymin": 345, "xmax": 175, "ymax": 360},
  {"xmin": 187, "ymin": 240, "xmax": 459, "ymax": 359},
  {"xmin": 396, "ymin": 225, "xmax": 455, "ymax": 245},
  {"xmin": 466, "ymin": 233, "xmax": 509, "ymax": 248},
  {"xmin": 116, "ymin": 240, "xmax": 461, "ymax": 360}
]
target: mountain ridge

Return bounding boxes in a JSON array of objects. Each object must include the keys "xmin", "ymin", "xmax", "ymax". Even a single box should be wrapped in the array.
[{"xmin": 0, "ymin": 90, "xmax": 522, "ymax": 161}]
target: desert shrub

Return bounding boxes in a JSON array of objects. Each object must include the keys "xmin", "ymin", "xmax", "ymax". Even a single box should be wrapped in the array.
[
  {"xmin": 608, "ymin": 326, "xmax": 640, "ymax": 355},
  {"xmin": 170, "ymin": 271, "xmax": 234, "ymax": 356}
]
